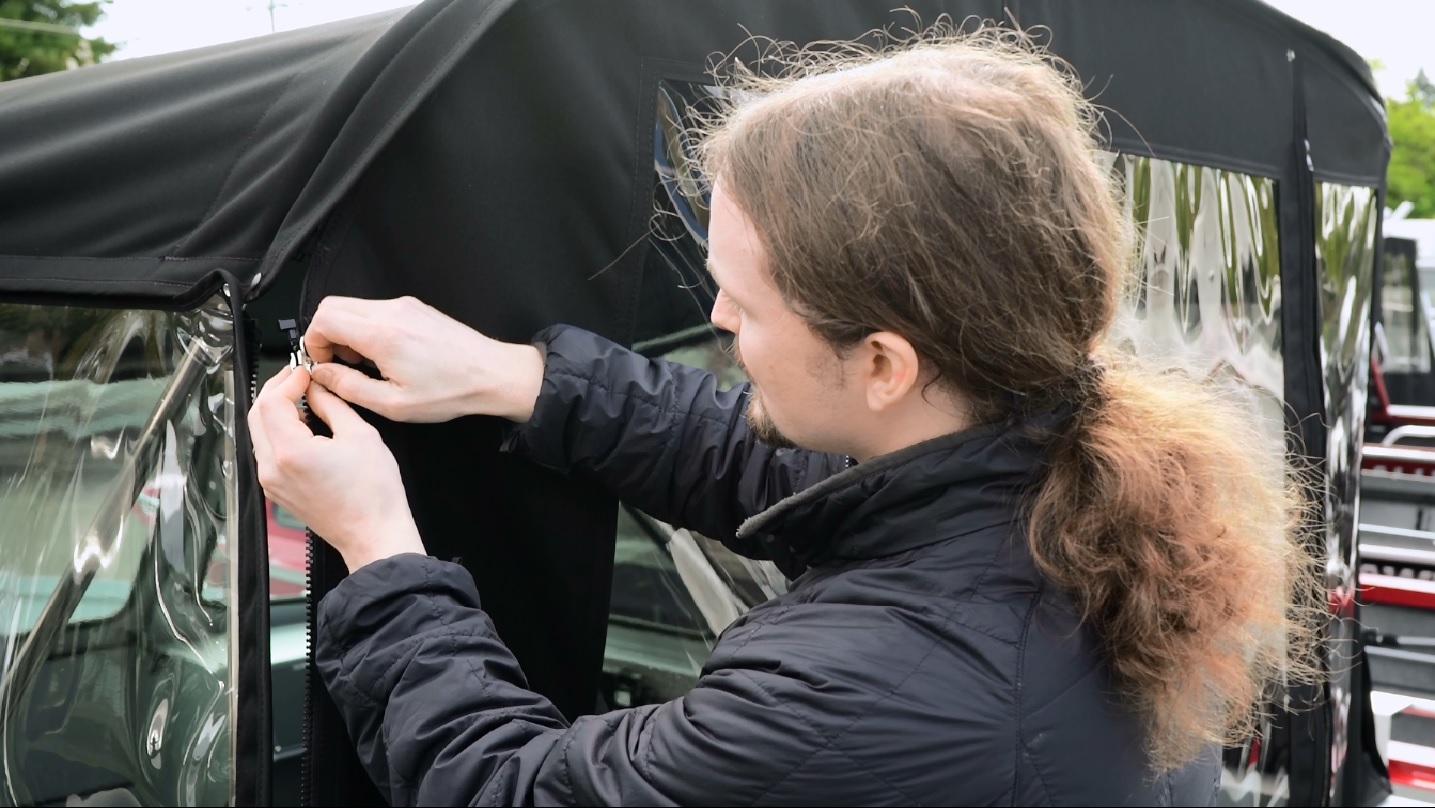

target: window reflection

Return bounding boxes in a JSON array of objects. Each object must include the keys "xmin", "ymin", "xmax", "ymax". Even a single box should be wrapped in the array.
[
  {"xmin": 1380, "ymin": 239, "xmax": 1433, "ymax": 375},
  {"xmin": 0, "ymin": 298, "xmax": 236, "ymax": 806},
  {"xmin": 602, "ymin": 328, "xmax": 790, "ymax": 710}
]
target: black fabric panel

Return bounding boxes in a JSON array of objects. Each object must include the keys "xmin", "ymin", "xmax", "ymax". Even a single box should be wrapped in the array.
[
  {"xmin": 633, "ymin": 243, "xmax": 714, "ymax": 345},
  {"xmin": 0, "ymin": 12, "xmax": 399, "ymax": 263},
  {"xmin": 1305, "ymin": 58, "xmax": 1392, "ymax": 185},
  {"xmin": 0, "ymin": 0, "xmax": 1388, "ymax": 305},
  {"xmin": 295, "ymin": 10, "xmax": 659, "ymax": 797},
  {"xmin": 1026, "ymin": 0, "xmax": 1292, "ymax": 177},
  {"xmin": 300, "ymin": 172, "xmax": 626, "ymax": 726},
  {"xmin": 257, "ymin": 0, "xmax": 523, "ymax": 300},
  {"xmin": 1278, "ymin": 53, "xmax": 1333, "ymax": 808},
  {"xmin": 294, "ymin": 13, "xmax": 648, "ymax": 800},
  {"xmin": 229, "ymin": 286, "xmax": 272, "ymax": 807},
  {"xmin": 0, "ymin": 256, "xmax": 248, "ymax": 308}
]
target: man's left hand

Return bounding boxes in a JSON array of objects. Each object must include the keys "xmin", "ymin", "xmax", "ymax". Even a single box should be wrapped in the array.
[{"xmin": 248, "ymin": 366, "xmax": 425, "ymax": 572}]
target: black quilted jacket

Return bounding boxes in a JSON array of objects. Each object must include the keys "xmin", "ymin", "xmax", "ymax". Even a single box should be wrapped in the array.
[{"xmin": 314, "ymin": 324, "xmax": 1219, "ymax": 806}]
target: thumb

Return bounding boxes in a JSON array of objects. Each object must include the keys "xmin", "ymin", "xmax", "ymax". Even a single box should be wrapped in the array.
[
  {"xmin": 311, "ymin": 363, "xmax": 396, "ymax": 416},
  {"xmin": 306, "ymin": 382, "xmax": 374, "ymax": 436}
]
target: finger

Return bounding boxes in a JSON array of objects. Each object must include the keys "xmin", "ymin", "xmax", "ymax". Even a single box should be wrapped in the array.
[
  {"xmin": 253, "ymin": 365, "xmax": 300, "ymax": 418},
  {"xmin": 310, "ymin": 363, "xmax": 397, "ymax": 415},
  {"xmin": 307, "ymin": 382, "xmax": 376, "ymax": 437},
  {"xmin": 333, "ymin": 344, "xmax": 364, "ymax": 365},
  {"xmin": 273, "ymin": 364, "xmax": 311, "ymax": 404},
  {"xmin": 255, "ymin": 367, "xmax": 318, "ymax": 447},
  {"xmin": 257, "ymin": 364, "xmax": 294, "ymax": 397},
  {"xmin": 305, "ymin": 302, "xmax": 378, "ymax": 365},
  {"xmin": 316, "ymin": 295, "xmax": 381, "ymax": 315},
  {"xmin": 247, "ymin": 401, "xmax": 275, "ymax": 478},
  {"xmin": 249, "ymin": 367, "xmax": 294, "ymax": 476}
]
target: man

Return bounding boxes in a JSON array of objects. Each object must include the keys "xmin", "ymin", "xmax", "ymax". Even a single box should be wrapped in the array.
[{"xmin": 250, "ymin": 29, "xmax": 1304, "ymax": 807}]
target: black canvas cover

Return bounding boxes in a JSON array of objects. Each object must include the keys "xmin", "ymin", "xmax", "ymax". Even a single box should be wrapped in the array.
[
  {"xmin": 0, "ymin": 8, "xmax": 387, "ymax": 302},
  {"xmin": 0, "ymin": 0, "xmax": 1386, "ymax": 302},
  {"xmin": 0, "ymin": 0, "xmax": 1391, "ymax": 805}
]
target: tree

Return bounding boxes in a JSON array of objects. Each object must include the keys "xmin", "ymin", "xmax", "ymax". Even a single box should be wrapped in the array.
[
  {"xmin": 1386, "ymin": 72, "xmax": 1435, "ymax": 218},
  {"xmin": 0, "ymin": 0, "xmax": 115, "ymax": 81},
  {"xmin": 1411, "ymin": 68, "xmax": 1435, "ymax": 109}
]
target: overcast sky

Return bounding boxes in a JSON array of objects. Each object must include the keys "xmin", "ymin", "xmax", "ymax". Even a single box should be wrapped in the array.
[
  {"xmin": 1261, "ymin": 0, "xmax": 1433, "ymax": 98},
  {"xmin": 82, "ymin": 0, "xmax": 416, "ymax": 60},
  {"xmin": 82, "ymin": 0, "xmax": 1432, "ymax": 99}
]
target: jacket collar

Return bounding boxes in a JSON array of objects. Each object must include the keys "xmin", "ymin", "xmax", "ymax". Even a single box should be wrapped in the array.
[{"xmin": 736, "ymin": 419, "xmax": 1050, "ymax": 566}]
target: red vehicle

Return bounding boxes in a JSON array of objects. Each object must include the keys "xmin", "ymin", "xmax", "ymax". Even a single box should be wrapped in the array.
[{"xmin": 264, "ymin": 501, "xmax": 309, "ymax": 599}]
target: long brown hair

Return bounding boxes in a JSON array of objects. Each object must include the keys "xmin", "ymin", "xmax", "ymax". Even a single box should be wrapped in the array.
[{"xmin": 695, "ymin": 23, "xmax": 1321, "ymax": 771}]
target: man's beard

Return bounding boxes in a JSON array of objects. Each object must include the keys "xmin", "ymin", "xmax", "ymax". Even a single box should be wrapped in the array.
[
  {"xmin": 733, "ymin": 343, "xmax": 797, "ymax": 449},
  {"xmin": 744, "ymin": 391, "xmax": 797, "ymax": 448}
]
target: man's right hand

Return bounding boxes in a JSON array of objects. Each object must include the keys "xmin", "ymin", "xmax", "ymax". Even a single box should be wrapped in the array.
[{"xmin": 304, "ymin": 296, "xmax": 545, "ymax": 424}]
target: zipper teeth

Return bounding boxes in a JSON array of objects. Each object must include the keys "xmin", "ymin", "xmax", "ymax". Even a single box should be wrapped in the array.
[
  {"xmin": 299, "ymin": 525, "xmax": 318, "ymax": 806},
  {"xmin": 242, "ymin": 316, "xmax": 265, "ymax": 806},
  {"xmin": 295, "ymin": 232, "xmax": 325, "ymax": 808},
  {"xmin": 298, "ymin": 394, "xmax": 320, "ymax": 807}
]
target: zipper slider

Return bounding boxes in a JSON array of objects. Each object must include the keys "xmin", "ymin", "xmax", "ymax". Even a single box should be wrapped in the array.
[{"xmin": 278, "ymin": 318, "xmax": 314, "ymax": 371}]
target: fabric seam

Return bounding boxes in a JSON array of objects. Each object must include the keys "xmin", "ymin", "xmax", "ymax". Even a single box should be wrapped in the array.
[{"xmin": 1014, "ymin": 584, "xmax": 1052, "ymax": 806}]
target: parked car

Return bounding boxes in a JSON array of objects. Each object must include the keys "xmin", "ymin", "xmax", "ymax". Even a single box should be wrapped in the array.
[{"xmin": 0, "ymin": 0, "xmax": 1403, "ymax": 805}]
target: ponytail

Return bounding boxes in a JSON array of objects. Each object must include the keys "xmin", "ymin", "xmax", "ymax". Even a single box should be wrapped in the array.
[{"xmin": 1025, "ymin": 359, "xmax": 1321, "ymax": 772}]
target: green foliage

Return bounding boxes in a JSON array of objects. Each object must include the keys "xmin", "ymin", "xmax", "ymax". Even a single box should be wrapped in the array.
[
  {"xmin": 1411, "ymin": 68, "xmax": 1435, "ymax": 107},
  {"xmin": 1387, "ymin": 71, "xmax": 1435, "ymax": 217},
  {"xmin": 0, "ymin": 0, "xmax": 115, "ymax": 81}
]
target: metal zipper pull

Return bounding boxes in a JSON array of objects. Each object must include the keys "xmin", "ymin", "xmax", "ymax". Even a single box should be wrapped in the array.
[{"xmin": 278, "ymin": 318, "xmax": 314, "ymax": 371}]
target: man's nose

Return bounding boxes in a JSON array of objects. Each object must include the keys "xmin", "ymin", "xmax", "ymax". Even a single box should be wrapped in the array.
[{"xmin": 710, "ymin": 292, "xmax": 736, "ymax": 334}]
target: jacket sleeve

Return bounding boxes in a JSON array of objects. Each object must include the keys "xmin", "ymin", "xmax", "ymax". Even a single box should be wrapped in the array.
[
  {"xmin": 316, "ymin": 554, "xmax": 826, "ymax": 807},
  {"xmin": 500, "ymin": 325, "xmax": 846, "ymax": 567}
]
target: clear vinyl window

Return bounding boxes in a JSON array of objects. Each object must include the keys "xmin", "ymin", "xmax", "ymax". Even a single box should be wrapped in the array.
[
  {"xmin": 601, "ymin": 334, "xmax": 791, "ymax": 710},
  {"xmin": 0, "ymin": 296, "xmax": 237, "ymax": 807}
]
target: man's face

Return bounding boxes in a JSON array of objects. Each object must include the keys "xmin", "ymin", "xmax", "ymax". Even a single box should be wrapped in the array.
[{"xmin": 706, "ymin": 184, "xmax": 858, "ymax": 453}]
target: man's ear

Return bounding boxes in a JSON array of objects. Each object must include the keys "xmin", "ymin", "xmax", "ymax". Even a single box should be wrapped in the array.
[{"xmin": 863, "ymin": 332, "xmax": 921, "ymax": 412}]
